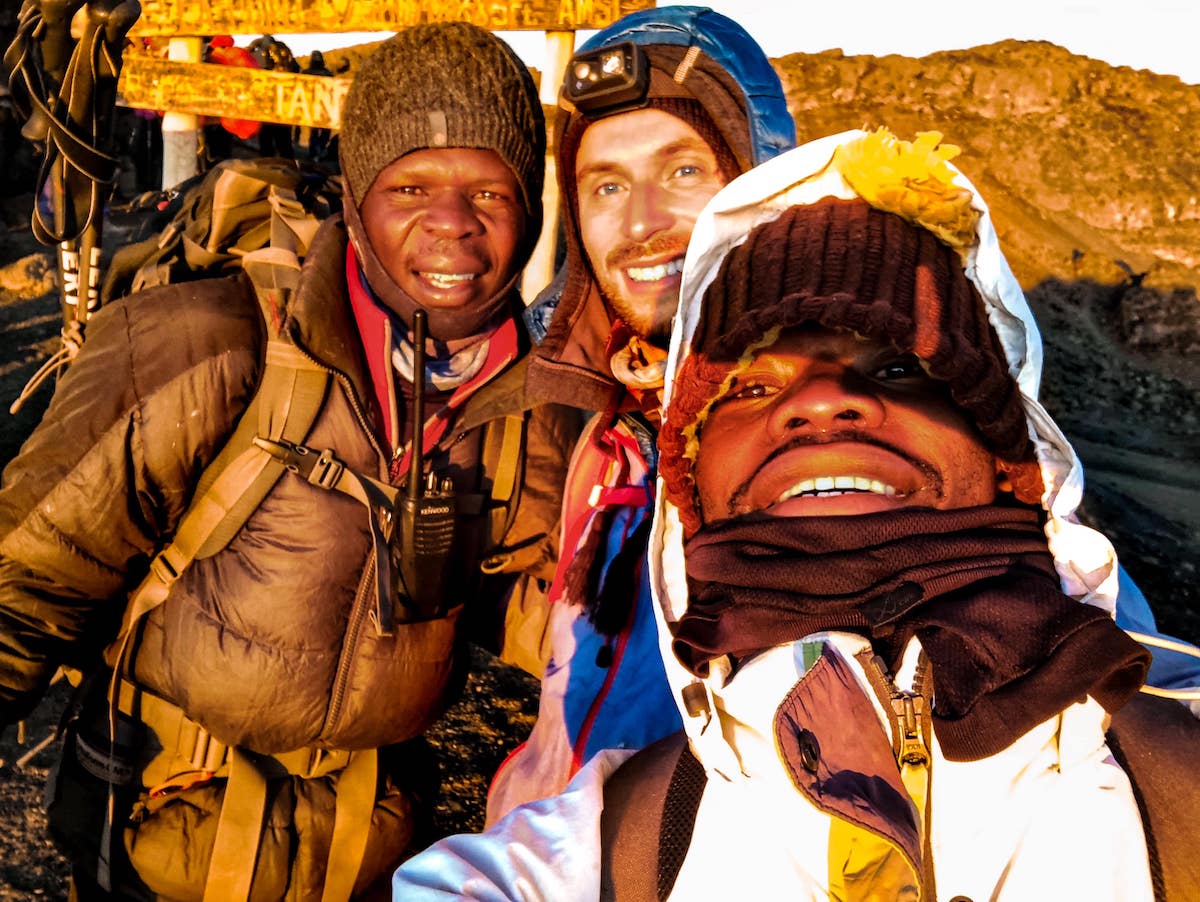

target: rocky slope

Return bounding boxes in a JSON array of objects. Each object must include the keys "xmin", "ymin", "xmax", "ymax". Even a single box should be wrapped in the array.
[
  {"xmin": 777, "ymin": 39, "xmax": 1200, "ymax": 638},
  {"xmin": 779, "ymin": 40, "xmax": 1200, "ymax": 290},
  {"xmin": 1, "ymin": 37, "xmax": 1198, "ymax": 899}
]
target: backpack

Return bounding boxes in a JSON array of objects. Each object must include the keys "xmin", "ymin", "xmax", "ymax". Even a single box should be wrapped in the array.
[
  {"xmin": 101, "ymin": 157, "xmax": 342, "ymax": 306},
  {"xmin": 599, "ymin": 731, "xmax": 702, "ymax": 902},
  {"xmin": 104, "ymin": 158, "xmax": 347, "ymax": 666}
]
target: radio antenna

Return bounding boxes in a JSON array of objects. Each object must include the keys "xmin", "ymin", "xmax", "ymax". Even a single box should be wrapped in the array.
[{"xmin": 408, "ymin": 309, "xmax": 427, "ymax": 501}]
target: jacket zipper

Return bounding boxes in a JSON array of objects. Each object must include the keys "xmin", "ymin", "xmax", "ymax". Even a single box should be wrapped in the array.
[
  {"xmin": 287, "ymin": 340, "xmax": 390, "ymax": 468},
  {"xmin": 858, "ymin": 649, "xmax": 935, "ymax": 897},
  {"xmin": 323, "ymin": 553, "xmax": 377, "ymax": 736},
  {"xmin": 907, "ymin": 655, "xmax": 936, "ymax": 898},
  {"xmin": 570, "ymin": 621, "xmax": 633, "ymax": 776}
]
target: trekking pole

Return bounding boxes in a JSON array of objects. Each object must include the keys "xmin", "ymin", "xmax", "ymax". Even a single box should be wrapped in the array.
[{"xmin": 4, "ymin": 0, "xmax": 140, "ymax": 414}]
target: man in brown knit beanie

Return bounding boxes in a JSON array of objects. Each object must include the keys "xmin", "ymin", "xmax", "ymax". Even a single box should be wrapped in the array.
[
  {"xmin": 338, "ymin": 21, "xmax": 545, "ymax": 343},
  {"xmin": 0, "ymin": 23, "xmax": 578, "ymax": 900},
  {"xmin": 486, "ymin": 5, "xmax": 796, "ymax": 824}
]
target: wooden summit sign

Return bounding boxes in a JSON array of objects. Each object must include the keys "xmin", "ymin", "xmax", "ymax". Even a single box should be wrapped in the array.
[
  {"xmin": 119, "ymin": 58, "xmax": 349, "ymax": 128},
  {"xmin": 130, "ymin": 0, "xmax": 654, "ymax": 36}
]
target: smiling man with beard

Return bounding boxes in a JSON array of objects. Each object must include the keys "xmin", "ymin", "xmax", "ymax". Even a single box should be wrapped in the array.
[
  {"xmin": 570, "ymin": 109, "xmax": 727, "ymax": 342},
  {"xmin": 0, "ymin": 23, "xmax": 577, "ymax": 900},
  {"xmin": 486, "ymin": 6, "xmax": 796, "ymax": 823}
]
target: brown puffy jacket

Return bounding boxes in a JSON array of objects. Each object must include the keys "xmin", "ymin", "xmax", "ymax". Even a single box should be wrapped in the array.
[{"xmin": 0, "ymin": 218, "xmax": 576, "ymax": 897}]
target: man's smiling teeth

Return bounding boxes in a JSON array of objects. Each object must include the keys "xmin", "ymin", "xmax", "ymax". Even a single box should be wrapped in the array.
[
  {"xmin": 625, "ymin": 257, "xmax": 684, "ymax": 283},
  {"xmin": 775, "ymin": 476, "xmax": 898, "ymax": 503},
  {"xmin": 421, "ymin": 272, "xmax": 476, "ymax": 289}
]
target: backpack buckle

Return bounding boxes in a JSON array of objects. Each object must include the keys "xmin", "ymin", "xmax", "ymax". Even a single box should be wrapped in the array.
[{"xmin": 254, "ymin": 436, "xmax": 343, "ymax": 489}]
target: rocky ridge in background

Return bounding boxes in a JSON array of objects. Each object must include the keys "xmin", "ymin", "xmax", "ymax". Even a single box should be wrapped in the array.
[
  {"xmin": 775, "ymin": 39, "xmax": 1200, "ymax": 638},
  {"xmin": 1, "ymin": 37, "xmax": 1198, "ymax": 899}
]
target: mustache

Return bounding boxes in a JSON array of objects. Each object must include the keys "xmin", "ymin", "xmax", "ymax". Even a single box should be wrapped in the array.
[
  {"xmin": 725, "ymin": 431, "xmax": 944, "ymax": 516},
  {"xmin": 605, "ymin": 233, "xmax": 690, "ymax": 270},
  {"xmin": 419, "ymin": 239, "xmax": 487, "ymax": 262}
]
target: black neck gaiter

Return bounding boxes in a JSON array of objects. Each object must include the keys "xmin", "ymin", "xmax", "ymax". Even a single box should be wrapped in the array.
[{"xmin": 675, "ymin": 505, "xmax": 1149, "ymax": 760}]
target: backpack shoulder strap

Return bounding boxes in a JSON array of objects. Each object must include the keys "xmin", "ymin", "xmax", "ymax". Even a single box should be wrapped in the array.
[
  {"xmin": 479, "ymin": 412, "xmax": 527, "ymax": 551},
  {"xmin": 111, "ymin": 163, "xmax": 339, "ymax": 655},
  {"xmin": 111, "ymin": 305, "xmax": 329, "ymax": 664},
  {"xmin": 1107, "ymin": 693, "xmax": 1200, "ymax": 901},
  {"xmin": 600, "ymin": 730, "xmax": 706, "ymax": 902}
]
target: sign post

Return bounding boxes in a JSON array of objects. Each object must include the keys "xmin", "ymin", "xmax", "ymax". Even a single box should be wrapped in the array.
[
  {"xmin": 160, "ymin": 36, "xmax": 201, "ymax": 188},
  {"xmin": 120, "ymin": 57, "xmax": 349, "ymax": 129},
  {"xmin": 521, "ymin": 29, "xmax": 576, "ymax": 300},
  {"xmin": 118, "ymin": 0, "xmax": 657, "ymax": 285},
  {"xmin": 127, "ymin": 1, "xmax": 654, "ymax": 36}
]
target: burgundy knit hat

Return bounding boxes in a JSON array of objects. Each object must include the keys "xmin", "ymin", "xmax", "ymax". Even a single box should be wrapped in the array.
[{"xmin": 659, "ymin": 197, "xmax": 1041, "ymax": 535}]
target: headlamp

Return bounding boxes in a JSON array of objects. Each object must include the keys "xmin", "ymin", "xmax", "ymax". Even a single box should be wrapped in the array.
[{"xmin": 561, "ymin": 41, "xmax": 650, "ymax": 117}]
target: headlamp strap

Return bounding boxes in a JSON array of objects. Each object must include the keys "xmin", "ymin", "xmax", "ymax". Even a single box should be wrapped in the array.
[{"xmin": 674, "ymin": 46, "xmax": 701, "ymax": 84}]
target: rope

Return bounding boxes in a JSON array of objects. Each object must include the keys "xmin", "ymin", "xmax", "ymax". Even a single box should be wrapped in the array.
[
  {"xmin": 1125, "ymin": 629, "xmax": 1200, "ymax": 701},
  {"xmin": 9, "ymin": 319, "xmax": 86, "ymax": 414}
]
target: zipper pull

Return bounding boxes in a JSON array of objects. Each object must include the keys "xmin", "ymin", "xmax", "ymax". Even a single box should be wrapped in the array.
[
  {"xmin": 389, "ymin": 441, "xmax": 412, "ymax": 484},
  {"xmin": 891, "ymin": 693, "xmax": 931, "ymax": 768},
  {"xmin": 858, "ymin": 648, "xmax": 935, "ymax": 895},
  {"xmin": 857, "ymin": 650, "xmax": 931, "ymax": 768}
]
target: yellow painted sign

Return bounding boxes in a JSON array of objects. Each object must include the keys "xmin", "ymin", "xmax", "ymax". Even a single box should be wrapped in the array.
[
  {"xmin": 130, "ymin": 0, "xmax": 654, "ymax": 36},
  {"xmin": 119, "ymin": 57, "xmax": 349, "ymax": 128}
]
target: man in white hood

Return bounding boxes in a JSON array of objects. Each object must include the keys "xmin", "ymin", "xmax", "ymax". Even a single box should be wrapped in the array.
[{"xmin": 393, "ymin": 129, "xmax": 1196, "ymax": 901}]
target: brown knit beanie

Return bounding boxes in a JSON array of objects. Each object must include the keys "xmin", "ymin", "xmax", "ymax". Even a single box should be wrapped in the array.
[
  {"xmin": 659, "ymin": 197, "xmax": 1041, "ymax": 534},
  {"xmin": 339, "ymin": 23, "xmax": 543, "ymax": 218}
]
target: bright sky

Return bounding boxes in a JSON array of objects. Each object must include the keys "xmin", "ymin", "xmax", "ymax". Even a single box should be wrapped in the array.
[{"xmin": 264, "ymin": 0, "xmax": 1200, "ymax": 86}]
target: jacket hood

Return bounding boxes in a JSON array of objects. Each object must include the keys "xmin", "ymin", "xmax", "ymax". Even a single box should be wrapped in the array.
[
  {"xmin": 648, "ymin": 129, "xmax": 1129, "ymax": 770},
  {"xmin": 525, "ymin": 6, "xmax": 796, "ymax": 411},
  {"xmin": 575, "ymin": 7, "xmax": 796, "ymax": 165}
]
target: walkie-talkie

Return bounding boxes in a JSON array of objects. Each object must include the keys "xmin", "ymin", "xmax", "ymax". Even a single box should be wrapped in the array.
[{"xmin": 395, "ymin": 309, "xmax": 456, "ymax": 620}]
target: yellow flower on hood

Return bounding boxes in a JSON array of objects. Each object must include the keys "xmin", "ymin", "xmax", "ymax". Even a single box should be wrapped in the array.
[{"xmin": 832, "ymin": 128, "xmax": 980, "ymax": 254}]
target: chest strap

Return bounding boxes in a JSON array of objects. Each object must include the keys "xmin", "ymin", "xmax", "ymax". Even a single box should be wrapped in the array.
[
  {"xmin": 1107, "ymin": 692, "xmax": 1200, "ymax": 900},
  {"xmin": 110, "ymin": 340, "xmax": 330, "ymax": 669}
]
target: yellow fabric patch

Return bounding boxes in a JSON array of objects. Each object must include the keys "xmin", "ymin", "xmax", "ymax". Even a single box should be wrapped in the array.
[
  {"xmin": 832, "ymin": 128, "xmax": 980, "ymax": 257},
  {"xmin": 827, "ymin": 819, "xmax": 922, "ymax": 902},
  {"xmin": 680, "ymin": 325, "xmax": 784, "ymax": 469}
]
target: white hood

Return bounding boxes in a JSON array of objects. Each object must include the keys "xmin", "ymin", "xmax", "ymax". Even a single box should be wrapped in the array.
[
  {"xmin": 648, "ymin": 129, "xmax": 1127, "ymax": 772},
  {"xmin": 391, "ymin": 130, "xmax": 1162, "ymax": 902}
]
